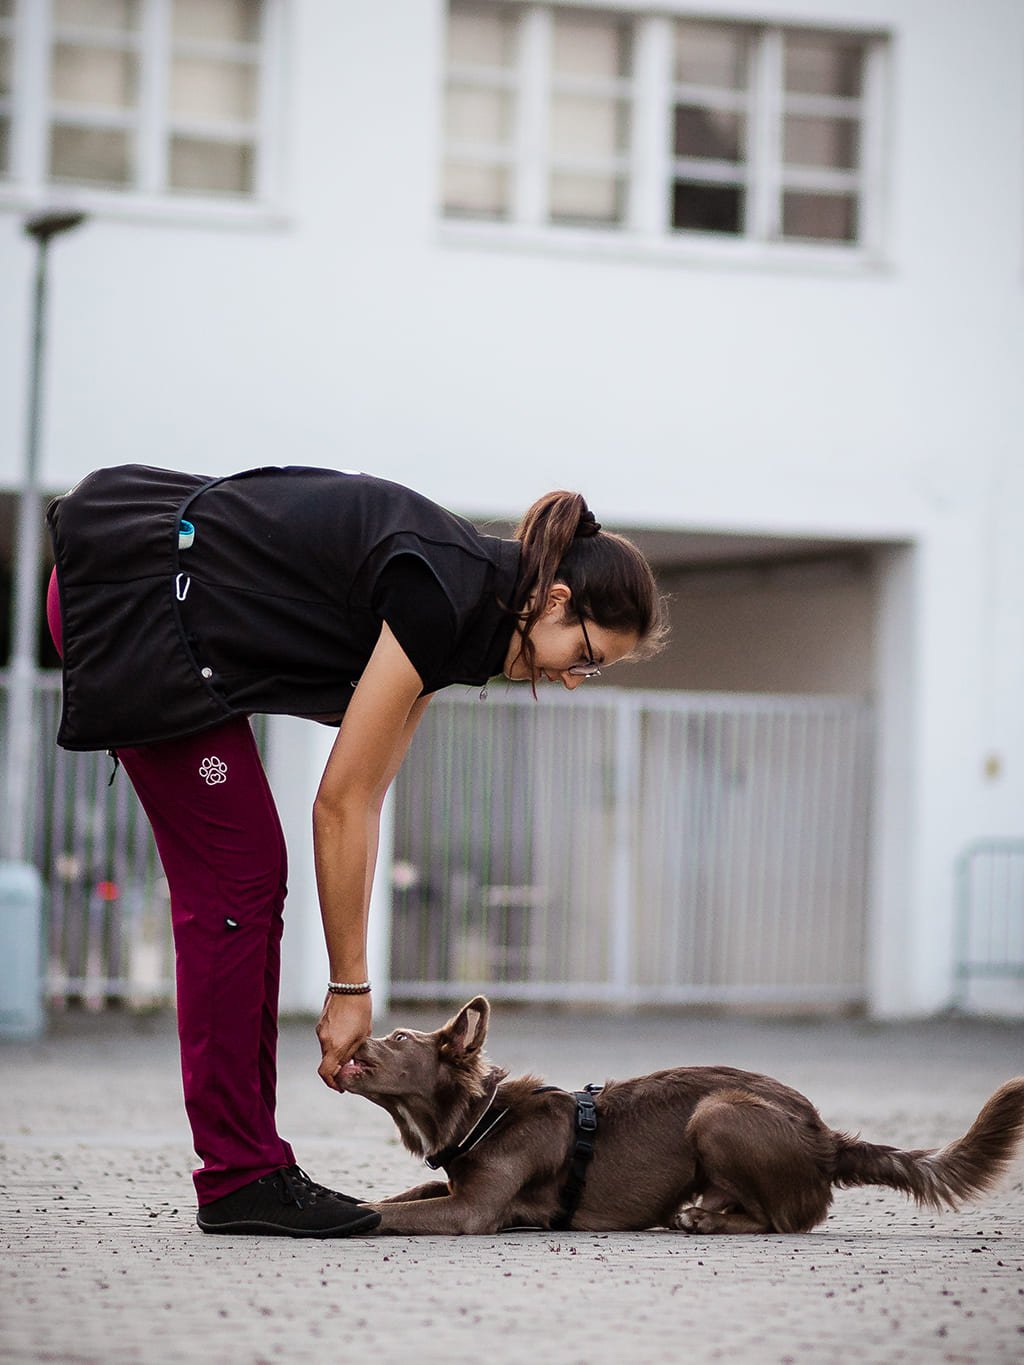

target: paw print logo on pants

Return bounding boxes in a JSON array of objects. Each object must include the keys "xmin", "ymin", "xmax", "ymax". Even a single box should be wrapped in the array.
[{"xmin": 199, "ymin": 756, "xmax": 228, "ymax": 786}]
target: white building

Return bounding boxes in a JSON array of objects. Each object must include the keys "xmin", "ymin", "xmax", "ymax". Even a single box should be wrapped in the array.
[{"xmin": 1, "ymin": 0, "xmax": 1021, "ymax": 1017}]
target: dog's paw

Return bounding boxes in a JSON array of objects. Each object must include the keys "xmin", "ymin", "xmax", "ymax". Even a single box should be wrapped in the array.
[
  {"xmin": 671, "ymin": 1199, "xmax": 704, "ymax": 1232},
  {"xmin": 671, "ymin": 1203, "xmax": 771, "ymax": 1235}
]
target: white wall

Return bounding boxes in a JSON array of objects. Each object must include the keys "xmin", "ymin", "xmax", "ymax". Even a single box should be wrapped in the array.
[{"xmin": 2, "ymin": 0, "xmax": 1022, "ymax": 1014}]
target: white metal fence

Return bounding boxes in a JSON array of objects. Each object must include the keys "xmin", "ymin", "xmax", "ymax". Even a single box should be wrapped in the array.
[
  {"xmin": 954, "ymin": 840, "xmax": 1024, "ymax": 1008},
  {"xmin": 1, "ymin": 671, "xmax": 170, "ymax": 1007},
  {"xmin": 6, "ymin": 676, "xmax": 873, "ymax": 1010},
  {"xmin": 390, "ymin": 688, "xmax": 874, "ymax": 1007}
]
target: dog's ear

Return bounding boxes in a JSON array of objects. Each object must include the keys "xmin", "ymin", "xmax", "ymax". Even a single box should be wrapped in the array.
[{"xmin": 440, "ymin": 996, "xmax": 490, "ymax": 1059}]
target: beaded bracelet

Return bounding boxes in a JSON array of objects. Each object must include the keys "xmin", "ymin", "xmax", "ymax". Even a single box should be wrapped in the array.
[{"xmin": 327, "ymin": 980, "xmax": 372, "ymax": 996}]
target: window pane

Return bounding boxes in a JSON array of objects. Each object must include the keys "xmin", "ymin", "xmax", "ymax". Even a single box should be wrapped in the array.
[
  {"xmin": 781, "ymin": 190, "xmax": 857, "ymax": 241},
  {"xmin": 52, "ymin": 42, "xmax": 138, "ymax": 108},
  {"xmin": 675, "ymin": 22, "xmax": 748, "ymax": 89},
  {"xmin": 172, "ymin": 0, "xmax": 261, "ymax": 44},
  {"xmin": 784, "ymin": 114, "xmax": 859, "ymax": 170},
  {"xmin": 785, "ymin": 35, "xmax": 863, "ymax": 98},
  {"xmin": 443, "ymin": 160, "xmax": 509, "ymax": 218},
  {"xmin": 550, "ymin": 94, "xmax": 628, "ymax": 160},
  {"xmin": 50, "ymin": 122, "xmax": 132, "ymax": 183},
  {"xmin": 54, "ymin": 0, "xmax": 139, "ymax": 32},
  {"xmin": 446, "ymin": 85, "xmax": 513, "ymax": 146},
  {"xmin": 550, "ymin": 172, "xmax": 623, "ymax": 224},
  {"xmin": 171, "ymin": 57, "xmax": 257, "ymax": 121},
  {"xmin": 674, "ymin": 106, "xmax": 744, "ymax": 161},
  {"xmin": 0, "ymin": 34, "xmax": 11, "ymax": 96},
  {"xmin": 552, "ymin": 14, "xmax": 631, "ymax": 79},
  {"xmin": 672, "ymin": 181, "xmax": 743, "ymax": 233},
  {"xmin": 447, "ymin": 4, "xmax": 517, "ymax": 68},
  {"xmin": 169, "ymin": 135, "xmax": 254, "ymax": 192}
]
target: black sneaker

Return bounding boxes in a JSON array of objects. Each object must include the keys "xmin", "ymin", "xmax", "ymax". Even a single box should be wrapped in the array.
[{"xmin": 196, "ymin": 1165, "xmax": 380, "ymax": 1238}]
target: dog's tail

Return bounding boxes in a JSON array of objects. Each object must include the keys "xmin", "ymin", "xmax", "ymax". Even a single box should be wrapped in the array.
[{"xmin": 832, "ymin": 1078, "xmax": 1024, "ymax": 1211}]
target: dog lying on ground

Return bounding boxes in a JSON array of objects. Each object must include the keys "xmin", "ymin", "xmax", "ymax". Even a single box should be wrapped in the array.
[{"xmin": 335, "ymin": 996, "xmax": 1024, "ymax": 1236}]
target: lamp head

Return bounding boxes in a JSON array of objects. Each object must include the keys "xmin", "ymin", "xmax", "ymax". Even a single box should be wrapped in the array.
[{"xmin": 24, "ymin": 211, "xmax": 88, "ymax": 243}]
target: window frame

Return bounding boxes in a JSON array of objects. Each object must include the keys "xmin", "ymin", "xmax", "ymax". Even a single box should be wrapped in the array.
[
  {"xmin": 440, "ymin": 1, "xmax": 891, "ymax": 272},
  {"xmin": 0, "ymin": 0, "xmax": 286, "ymax": 226}
]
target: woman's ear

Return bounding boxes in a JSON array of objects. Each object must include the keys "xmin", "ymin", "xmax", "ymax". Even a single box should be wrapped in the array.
[{"xmin": 545, "ymin": 582, "xmax": 572, "ymax": 614}]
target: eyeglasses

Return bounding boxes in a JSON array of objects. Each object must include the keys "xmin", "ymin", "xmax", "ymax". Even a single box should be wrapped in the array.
[{"xmin": 567, "ymin": 618, "xmax": 602, "ymax": 678}]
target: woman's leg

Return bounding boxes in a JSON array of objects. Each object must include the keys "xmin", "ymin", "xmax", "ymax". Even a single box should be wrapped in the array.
[{"xmin": 117, "ymin": 719, "xmax": 295, "ymax": 1204}]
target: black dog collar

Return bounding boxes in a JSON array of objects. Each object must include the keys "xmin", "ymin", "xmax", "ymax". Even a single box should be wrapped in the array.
[{"xmin": 426, "ymin": 1081, "xmax": 508, "ymax": 1171}]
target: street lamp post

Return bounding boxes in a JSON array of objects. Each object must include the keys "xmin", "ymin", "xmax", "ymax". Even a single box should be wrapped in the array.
[{"xmin": 2, "ymin": 210, "xmax": 86, "ymax": 864}]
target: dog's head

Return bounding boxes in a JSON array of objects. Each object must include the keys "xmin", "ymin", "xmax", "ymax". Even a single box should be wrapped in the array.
[{"xmin": 335, "ymin": 996, "xmax": 503, "ymax": 1157}]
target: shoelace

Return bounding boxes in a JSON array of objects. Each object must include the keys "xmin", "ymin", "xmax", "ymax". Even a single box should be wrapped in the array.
[{"xmin": 261, "ymin": 1164, "xmax": 324, "ymax": 1209}]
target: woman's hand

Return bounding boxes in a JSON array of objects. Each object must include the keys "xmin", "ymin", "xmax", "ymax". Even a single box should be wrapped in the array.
[{"xmin": 316, "ymin": 991, "xmax": 373, "ymax": 1090}]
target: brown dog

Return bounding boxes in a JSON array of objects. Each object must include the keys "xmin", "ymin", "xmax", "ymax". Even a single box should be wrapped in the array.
[{"xmin": 336, "ymin": 996, "xmax": 1024, "ymax": 1236}]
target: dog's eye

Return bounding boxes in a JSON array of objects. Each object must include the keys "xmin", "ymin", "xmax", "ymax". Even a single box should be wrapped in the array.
[{"xmin": 392, "ymin": 1031, "xmax": 409, "ymax": 1042}]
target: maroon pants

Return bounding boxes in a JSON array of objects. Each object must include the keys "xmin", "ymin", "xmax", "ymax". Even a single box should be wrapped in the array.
[{"xmin": 48, "ymin": 571, "xmax": 295, "ymax": 1203}]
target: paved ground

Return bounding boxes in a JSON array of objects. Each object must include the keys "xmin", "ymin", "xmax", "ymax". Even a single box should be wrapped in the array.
[{"xmin": 2, "ymin": 1004, "xmax": 1023, "ymax": 1365}]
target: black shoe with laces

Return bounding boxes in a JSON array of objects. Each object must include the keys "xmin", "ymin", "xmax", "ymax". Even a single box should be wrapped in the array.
[{"xmin": 196, "ymin": 1164, "xmax": 380, "ymax": 1238}]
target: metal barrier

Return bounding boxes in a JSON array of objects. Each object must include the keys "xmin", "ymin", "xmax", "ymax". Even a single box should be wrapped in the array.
[
  {"xmin": 1, "ymin": 672, "xmax": 171, "ymax": 1007},
  {"xmin": 5, "ymin": 675, "xmax": 873, "ymax": 1011},
  {"xmin": 391, "ymin": 688, "xmax": 873, "ymax": 1007},
  {"xmin": 954, "ymin": 840, "xmax": 1024, "ymax": 1009}
]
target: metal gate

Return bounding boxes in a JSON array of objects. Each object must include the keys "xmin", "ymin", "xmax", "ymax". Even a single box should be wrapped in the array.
[
  {"xmin": 1, "ymin": 672, "xmax": 171, "ymax": 1007},
  {"xmin": 5, "ymin": 675, "xmax": 872, "ymax": 1010},
  {"xmin": 954, "ymin": 840, "xmax": 1024, "ymax": 1009},
  {"xmin": 390, "ymin": 688, "xmax": 873, "ymax": 1006}
]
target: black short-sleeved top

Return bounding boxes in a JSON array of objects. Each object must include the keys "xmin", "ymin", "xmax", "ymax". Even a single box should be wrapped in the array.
[
  {"xmin": 47, "ymin": 464, "xmax": 521, "ymax": 751},
  {"xmin": 372, "ymin": 556, "xmax": 458, "ymax": 688}
]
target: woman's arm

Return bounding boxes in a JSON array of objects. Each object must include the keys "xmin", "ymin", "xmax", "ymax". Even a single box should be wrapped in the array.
[{"xmin": 313, "ymin": 622, "xmax": 432, "ymax": 1089}]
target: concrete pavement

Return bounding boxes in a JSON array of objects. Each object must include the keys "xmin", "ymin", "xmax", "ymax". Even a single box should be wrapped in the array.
[{"xmin": 2, "ymin": 1005, "xmax": 1023, "ymax": 1365}]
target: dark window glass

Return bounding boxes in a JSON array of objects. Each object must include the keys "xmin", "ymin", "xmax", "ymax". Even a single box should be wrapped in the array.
[
  {"xmin": 672, "ymin": 181, "xmax": 743, "ymax": 234},
  {"xmin": 781, "ymin": 191, "xmax": 857, "ymax": 241},
  {"xmin": 784, "ymin": 115, "xmax": 859, "ymax": 171},
  {"xmin": 0, "ymin": 32, "xmax": 11, "ymax": 96},
  {"xmin": 674, "ymin": 106, "xmax": 744, "ymax": 162},
  {"xmin": 169, "ymin": 136, "xmax": 254, "ymax": 194},
  {"xmin": 49, "ymin": 123, "xmax": 132, "ymax": 184},
  {"xmin": 785, "ymin": 35, "xmax": 863, "ymax": 98}
]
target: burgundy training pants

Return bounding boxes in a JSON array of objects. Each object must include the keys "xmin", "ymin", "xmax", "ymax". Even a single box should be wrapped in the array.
[{"xmin": 48, "ymin": 570, "xmax": 296, "ymax": 1203}]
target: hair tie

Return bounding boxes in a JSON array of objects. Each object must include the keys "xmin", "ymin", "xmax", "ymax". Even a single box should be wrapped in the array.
[{"xmin": 576, "ymin": 509, "xmax": 602, "ymax": 539}]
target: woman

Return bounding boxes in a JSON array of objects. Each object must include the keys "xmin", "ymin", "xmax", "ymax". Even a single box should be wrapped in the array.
[{"xmin": 46, "ymin": 463, "xmax": 666, "ymax": 1238}]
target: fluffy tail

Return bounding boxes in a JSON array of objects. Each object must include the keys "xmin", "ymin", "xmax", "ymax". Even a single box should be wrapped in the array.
[{"xmin": 833, "ymin": 1078, "xmax": 1024, "ymax": 1211}]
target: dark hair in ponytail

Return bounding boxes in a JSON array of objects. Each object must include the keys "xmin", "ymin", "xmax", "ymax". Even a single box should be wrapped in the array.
[{"xmin": 509, "ymin": 491, "xmax": 668, "ymax": 680}]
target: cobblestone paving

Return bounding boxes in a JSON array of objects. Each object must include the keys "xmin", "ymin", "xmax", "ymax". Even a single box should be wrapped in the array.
[{"xmin": 2, "ymin": 1007, "xmax": 1023, "ymax": 1365}]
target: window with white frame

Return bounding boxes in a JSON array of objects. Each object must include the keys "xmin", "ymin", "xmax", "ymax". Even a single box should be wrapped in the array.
[
  {"xmin": 442, "ymin": 2, "xmax": 885, "ymax": 249},
  {"xmin": 1, "ymin": 0, "xmax": 273, "ymax": 201},
  {"xmin": 0, "ymin": 0, "xmax": 13, "ymax": 176}
]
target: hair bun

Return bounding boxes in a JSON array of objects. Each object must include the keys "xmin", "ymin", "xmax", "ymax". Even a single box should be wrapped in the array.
[{"xmin": 576, "ymin": 508, "xmax": 602, "ymax": 538}]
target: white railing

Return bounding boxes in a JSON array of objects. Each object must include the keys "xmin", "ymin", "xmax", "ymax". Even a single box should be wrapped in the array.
[
  {"xmin": 0, "ymin": 672, "xmax": 171, "ymax": 1007},
  {"xmin": 954, "ymin": 840, "xmax": 1024, "ymax": 1009},
  {"xmin": 390, "ymin": 687, "xmax": 873, "ymax": 1007},
  {"xmin": 5, "ymin": 676, "xmax": 873, "ymax": 1010}
]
